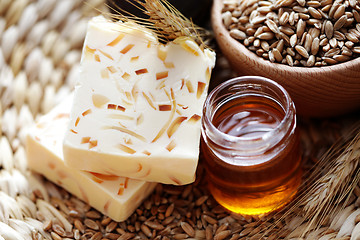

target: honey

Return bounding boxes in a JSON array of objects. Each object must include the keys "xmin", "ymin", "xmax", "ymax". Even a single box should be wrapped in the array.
[{"xmin": 201, "ymin": 76, "xmax": 302, "ymax": 216}]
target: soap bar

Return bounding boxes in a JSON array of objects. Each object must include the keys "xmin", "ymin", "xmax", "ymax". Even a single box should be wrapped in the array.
[
  {"xmin": 26, "ymin": 95, "xmax": 157, "ymax": 222},
  {"xmin": 63, "ymin": 16, "xmax": 216, "ymax": 185}
]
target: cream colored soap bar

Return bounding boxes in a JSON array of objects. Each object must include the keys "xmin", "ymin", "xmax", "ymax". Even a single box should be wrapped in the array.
[
  {"xmin": 26, "ymin": 95, "xmax": 157, "ymax": 222},
  {"xmin": 63, "ymin": 16, "xmax": 216, "ymax": 185}
]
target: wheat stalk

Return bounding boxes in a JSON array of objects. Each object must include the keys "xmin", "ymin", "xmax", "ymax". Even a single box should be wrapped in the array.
[
  {"xmin": 298, "ymin": 129, "xmax": 360, "ymax": 233},
  {"xmin": 257, "ymin": 121, "xmax": 360, "ymax": 239},
  {"xmin": 106, "ymin": 0, "xmax": 211, "ymax": 46}
]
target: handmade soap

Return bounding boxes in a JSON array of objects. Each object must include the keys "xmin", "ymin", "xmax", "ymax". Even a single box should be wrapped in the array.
[
  {"xmin": 26, "ymin": 95, "xmax": 157, "ymax": 221},
  {"xmin": 63, "ymin": 16, "xmax": 216, "ymax": 185}
]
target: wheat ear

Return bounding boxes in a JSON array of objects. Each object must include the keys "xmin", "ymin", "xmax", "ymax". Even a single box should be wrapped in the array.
[
  {"xmin": 299, "ymin": 129, "xmax": 360, "ymax": 231},
  {"xmin": 106, "ymin": 0, "xmax": 211, "ymax": 46},
  {"xmin": 257, "ymin": 122, "xmax": 360, "ymax": 238}
]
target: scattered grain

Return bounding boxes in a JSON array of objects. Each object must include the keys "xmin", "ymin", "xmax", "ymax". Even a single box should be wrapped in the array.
[
  {"xmin": 204, "ymin": 215, "xmax": 218, "ymax": 225},
  {"xmin": 141, "ymin": 224, "xmax": 152, "ymax": 237},
  {"xmin": 89, "ymin": 232, "xmax": 102, "ymax": 240},
  {"xmin": 52, "ymin": 223, "xmax": 66, "ymax": 237},
  {"xmin": 213, "ymin": 230, "xmax": 232, "ymax": 240},
  {"xmin": 84, "ymin": 219, "xmax": 99, "ymax": 230},
  {"xmin": 181, "ymin": 222, "xmax": 195, "ymax": 237},
  {"xmin": 145, "ymin": 220, "xmax": 165, "ymax": 230},
  {"xmin": 42, "ymin": 219, "xmax": 52, "ymax": 231}
]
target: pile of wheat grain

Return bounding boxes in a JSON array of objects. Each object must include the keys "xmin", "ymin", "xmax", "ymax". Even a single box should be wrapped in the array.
[{"xmin": 222, "ymin": 0, "xmax": 360, "ymax": 67}]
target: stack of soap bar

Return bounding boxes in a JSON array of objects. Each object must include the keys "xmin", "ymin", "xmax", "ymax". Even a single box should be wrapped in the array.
[
  {"xmin": 26, "ymin": 95, "xmax": 157, "ymax": 222},
  {"xmin": 63, "ymin": 16, "xmax": 216, "ymax": 185}
]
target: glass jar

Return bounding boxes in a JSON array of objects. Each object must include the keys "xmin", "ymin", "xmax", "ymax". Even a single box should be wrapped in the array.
[{"xmin": 201, "ymin": 76, "xmax": 302, "ymax": 216}]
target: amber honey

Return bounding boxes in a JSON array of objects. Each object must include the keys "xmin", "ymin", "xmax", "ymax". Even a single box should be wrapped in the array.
[{"xmin": 201, "ymin": 76, "xmax": 302, "ymax": 216}]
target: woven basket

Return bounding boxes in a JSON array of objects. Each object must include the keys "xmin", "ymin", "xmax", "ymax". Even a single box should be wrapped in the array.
[{"xmin": 0, "ymin": 0, "xmax": 360, "ymax": 239}]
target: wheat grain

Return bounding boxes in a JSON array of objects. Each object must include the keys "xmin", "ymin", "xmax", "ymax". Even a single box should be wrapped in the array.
[
  {"xmin": 230, "ymin": 29, "xmax": 247, "ymax": 40},
  {"xmin": 38, "ymin": 199, "xmax": 73, "ymax": 232},
  {"xmin": 329, "ymin": 38, "xmax": 338, "ymax": 48},
  {"xmin": 222, "ymin": 11, "xmax": 232, "ymax": 28}
]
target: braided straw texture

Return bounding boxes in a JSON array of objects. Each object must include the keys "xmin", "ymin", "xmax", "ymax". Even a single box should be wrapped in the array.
[{"xmin": 0, "ymin": 0, "xmax": 360, "ymax": 239}]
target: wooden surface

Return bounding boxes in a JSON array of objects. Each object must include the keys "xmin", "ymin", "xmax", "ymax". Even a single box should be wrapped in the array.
[{"xmin": 211, "ymin": 0, "xmax": 360, "ymax": 117}]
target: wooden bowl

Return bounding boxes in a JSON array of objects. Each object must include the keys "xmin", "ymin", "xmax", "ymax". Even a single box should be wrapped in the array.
[{"xmin": 211, "ymin": 0, "xmax": 360, "ymax": 117}]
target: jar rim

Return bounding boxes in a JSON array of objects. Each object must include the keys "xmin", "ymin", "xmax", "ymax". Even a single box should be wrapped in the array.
[{"xmin": 202, "ymin": 76, "xmax": 295, "ymax": 150}]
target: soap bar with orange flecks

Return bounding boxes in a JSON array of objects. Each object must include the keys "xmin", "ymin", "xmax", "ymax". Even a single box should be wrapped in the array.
[
  {"xmin": 26, "ymin": 95, "xmax": 157, "ymax": 222},
  {"xmin": 63, "ymin": 16, "xmax": 216, "ymax": 185}
]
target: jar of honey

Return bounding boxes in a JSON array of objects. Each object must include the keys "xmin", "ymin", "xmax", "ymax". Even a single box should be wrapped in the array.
[{"xmin": 201, "ymin": 76, "xmax": 302, "ymax": 216}]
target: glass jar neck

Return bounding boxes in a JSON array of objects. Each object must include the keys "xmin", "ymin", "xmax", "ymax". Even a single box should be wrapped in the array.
[{"xmin": 201, "ymin": 76, "xmax": 296, "ymax": 165}]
